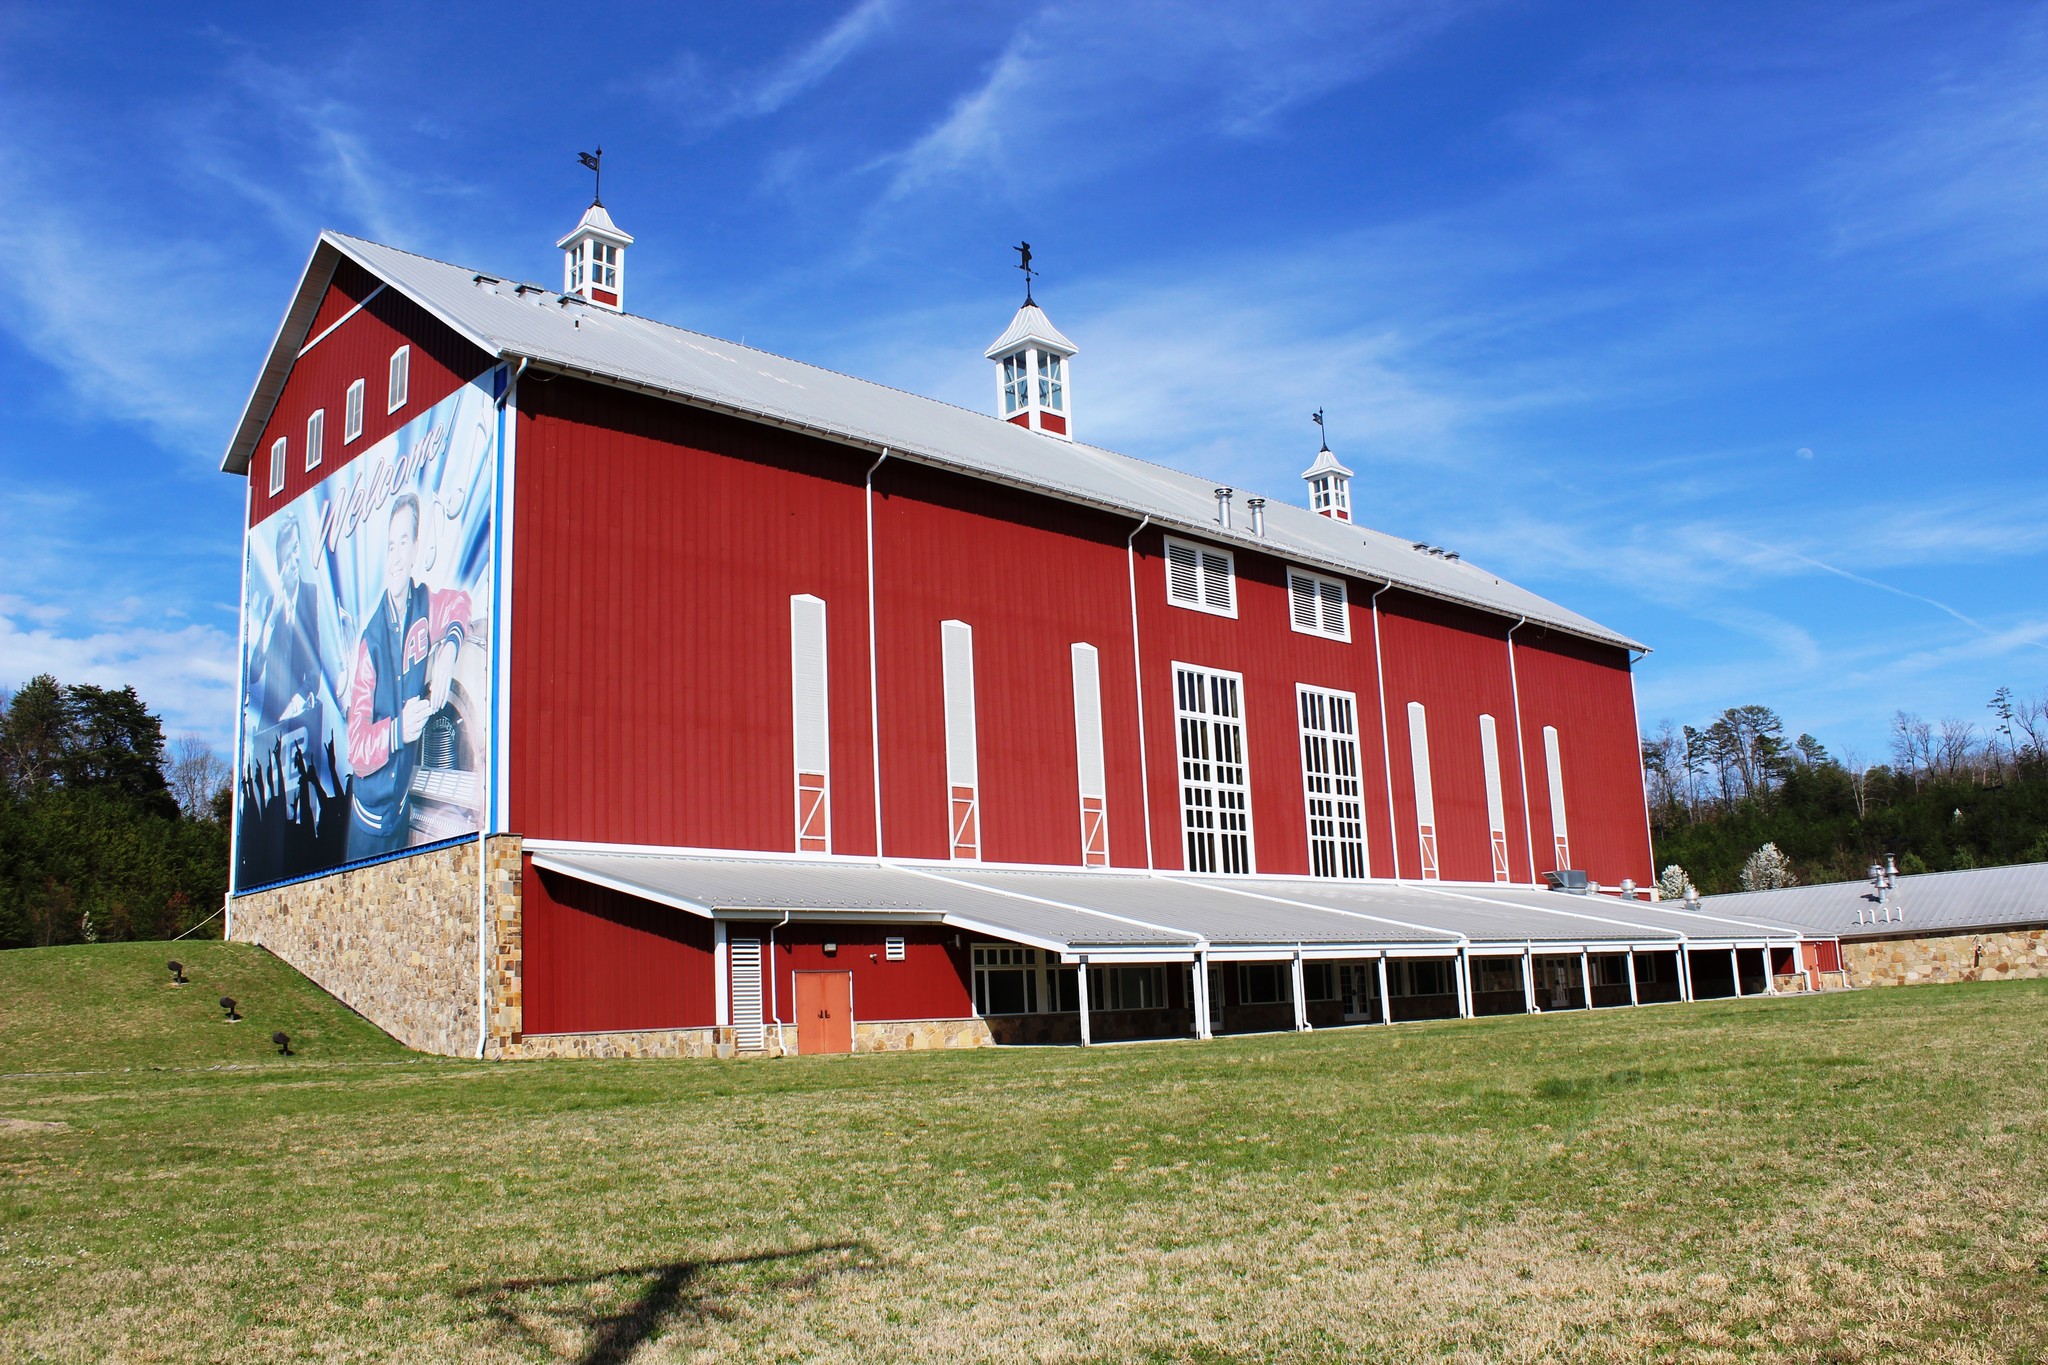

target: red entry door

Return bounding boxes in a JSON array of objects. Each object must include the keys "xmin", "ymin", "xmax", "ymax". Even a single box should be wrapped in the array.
[{"xmin": 794, "ymin": 972, "xmax": 853, "ymax": 1054}]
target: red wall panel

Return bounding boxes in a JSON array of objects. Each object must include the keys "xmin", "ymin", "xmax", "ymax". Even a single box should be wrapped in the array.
[
  {"xmin": 1510, "ymin": 628, "xmax": 1653, "ymax": 886},
  {"xmin": 763, "ymin": 922, "xmax": 973, "ymax": 1023},
  {"xmin": 1375, "ymin": 592, "xmax": 1532, "ymax": 884},
  {"xmin": 1132, "ymin": 530, "xmax": 1395, "ymax": 877},
  {"xmin": 522, "ymin": 860, "xmax": 716, "ymax": 1033},
  {"xmin": 249, "ymin": 266, "xmax": 493, "ymax": 524},
  {"xmin": 510, "ymin": 381, "xmax": 877, "ymax": 852}
]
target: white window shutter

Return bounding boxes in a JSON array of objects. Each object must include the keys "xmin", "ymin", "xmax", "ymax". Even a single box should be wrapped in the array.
[
  {"xmin": 1199, "ymin": 549, "xmax": 1234, "ymax": 612},
  {"xmin": 1478, "ymin": 713, "xmax": 1506, "ymax": 833},
  {"xmin": 1318, "ymin": 578, "xmax": 1346, "ymax": 635},
  {"xmin": 1407, "ymin": 703, "xmax": 1435, "ymax": 827},
  {"xmin": 1288, "ymin": 573, "xmax": 1318, "ymax": 631},
  {"xmin": 942, "ymin": 621, "xmax": 978, "ymax": 790},
  {"xmin": 1070, "ymin": 643, "xmax": 1105, "ymax": 799},
  {"xmin": 790, "ymin": 596, "xmax": 829, "ymax": 774},
  {"xmin": 1166, "ymin": 540, "xmax": 1201, "ymax": 604},
  {"xmin": 1544, "ymin": 725, "xmax": 1570, "ymax": 867}
]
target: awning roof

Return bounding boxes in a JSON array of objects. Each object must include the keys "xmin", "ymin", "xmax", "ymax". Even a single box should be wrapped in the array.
[{"xmin": 527, "ymin": 848, "xmax": 1809, "ymax": 958}]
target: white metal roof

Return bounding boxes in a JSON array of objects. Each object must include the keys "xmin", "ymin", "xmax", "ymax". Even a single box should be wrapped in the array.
[
  {"xmin": 984, "ymin": 301, "xmax": 1077, "ymax": 358},
  {"xmin": 525, "ymin": 848, "xmax": 1804, "ymax": 957},
  {"xmin": 1701, "ymin": 861, "xmax": 2048, "ymax": 939},
  {"xmin": 222, "ymin": 232, "xmax": 1646, "ymax": 652}
]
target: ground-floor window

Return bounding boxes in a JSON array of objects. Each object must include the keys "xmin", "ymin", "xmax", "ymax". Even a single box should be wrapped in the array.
[
  {"xmin": 974, "ymin": 944, "xmax": 1039, "ymax": 1015},
  {"xmin": 1089, "ymin": 964, "xmax": 1168, "ymax": 1011},
  {"xmin": 1472, "ymin": 957, "xmax": 1522, "ymax": 993},
  {"xmin": 1591, "ymin": 954, "xmax": 1631, "ymax": 986},
  {"xmin": 1303, "ymin": 962, "xmax": 1339, "ymax": 1001},
  {"xmin": 1237, "ymin": 962, "xmax": 1292, "ymax": 1005},
  {"xmin": 1394, "ymin": 959, "xmax": 1452, "ymax": 996}
]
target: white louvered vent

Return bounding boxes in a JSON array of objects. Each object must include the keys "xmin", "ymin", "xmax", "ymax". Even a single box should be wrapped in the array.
[
  {"xmin": 885, "ymin": 936, "xmax": 906, "ymax": 962},
  {"xmin": 1544, "ymin": 724, "xmax": 1571, "ymax": 870},
  {"xmin": 1070, "ymin": 644, "xmax": 1106, "ymax": 799},
  {"xmin": 1408, "ymin": 701, "xmax": 1439, "ymax": 881},
  {"xmin": 1286, "ymin": 569, "xmax": 1349, "ymax": 640},
  {"xmin": 1164, "ymin": 537, "xmax": 1236, "ymax": 617},
  {"xmin": 729, "ymin": 938, "xmax": 765, "ymax": 1051},
  {"xmin": 1479, "ymin": 713, "xmax": 1511, "ymax": 883},
  {"xmin": 790, "ymin": 595, "xmax": 830, "ymax": 853},
  {"xmin": 942, "ymin": 620, "xmax": 980, "ymax": 860}
]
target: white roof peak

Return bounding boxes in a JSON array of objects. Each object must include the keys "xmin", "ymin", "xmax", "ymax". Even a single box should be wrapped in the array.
[
  {"xmin": 556, "ymin": 201, "xmax": 634, "ymax": 250},
  {"xmin": 984, "ymin": 301, "xmax": 1075, "ymax": 359}
]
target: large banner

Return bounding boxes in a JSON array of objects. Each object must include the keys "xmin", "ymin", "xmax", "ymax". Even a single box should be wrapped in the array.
[{"xmin": 235, "ymin": 374, "xmax": 498, "ymax": 891}]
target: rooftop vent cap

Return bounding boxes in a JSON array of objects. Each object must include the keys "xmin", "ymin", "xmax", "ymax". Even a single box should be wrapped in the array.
[{"xmin": 1542, "ymin": 869, "xmax": 1591, "ymax": 895}]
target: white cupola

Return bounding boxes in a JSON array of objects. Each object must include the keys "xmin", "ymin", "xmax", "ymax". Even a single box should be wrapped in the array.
[
  {"xmin": 557, "ymin": 201, "xmax": 633, "ymax": 311},
  {"xmin": 1301, "ymin": 432, "xmax": 1354, "ymax": 521},
  {"xmin": 984, "ymin": 291, "xmax": 1077, "ymax": 440}
]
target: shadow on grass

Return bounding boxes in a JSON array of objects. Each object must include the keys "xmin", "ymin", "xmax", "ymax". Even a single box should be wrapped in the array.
[{"xmin": 457, "ymin": 1241, "xmax": 881, "ymax": 1364}]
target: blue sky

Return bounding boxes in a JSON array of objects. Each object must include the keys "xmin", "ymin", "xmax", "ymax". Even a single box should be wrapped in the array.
[{"xmin": 3, "ymin": 1, "xmax": 2045, "ymax": 764}]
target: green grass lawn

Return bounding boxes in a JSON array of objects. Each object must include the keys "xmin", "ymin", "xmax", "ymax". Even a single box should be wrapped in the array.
[{"xmin": 2, "ymin": 945, "xmax": 2045, "ymax": 1363}]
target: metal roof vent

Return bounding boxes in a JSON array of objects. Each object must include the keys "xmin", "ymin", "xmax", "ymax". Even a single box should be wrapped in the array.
[
  {"xmin": 1215, "ymin": 487, "xmax": 1233, "ymax": 530},
  {"xmin": 1246, "ymin": 496, "xmax": 1266, "ymax": 537},
  {"xmin": 1542, "ymin": 869, "xmax": 1591, "ymax": 894}
]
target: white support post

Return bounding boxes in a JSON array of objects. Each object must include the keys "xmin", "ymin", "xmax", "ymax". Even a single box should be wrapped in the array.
[
  {"xmin": 1729, "ymin": 946, "xmax": 1743, "ymax": 997},
  {"xmin": 1290, "ymin": 951, "xmax": 1309, "ymax": 1032},
  {"xmin": 1192, "ymin": 957, "xmax": 1212, "ymax": 1040},
  {"xmin": 1579, "ymin": 948, "xmax": 1593, "ymax": 1010},
  {"xmin": 1077, "ymin": 956, "xmax": 1093, "ymax": 1046},
  {"xmin": 1765, "ymin": 945, "xmax": 1781, "ymax": 994},
  {"xmin": 1678, "ymin": 947, "xmax": 1694, "ymax": 1003},
  {"xmin": 1522, "ymin": 946, "xmax": 1536, "ymax": 1014},
  {"xmin": 1455, "ymin": 948, "xmax": 1473, "ymax": 1019},
  {"xmin": 714, "ymin": 920, "xmax": 730, "ymax": 1027},
  {"xmin": 1626, "ymin": 948, "xmax": 1640, "ymax": 1007},
  {"xmin": 1377, "ymin": 954, "xmax": 1393, "ymax": 1025}
]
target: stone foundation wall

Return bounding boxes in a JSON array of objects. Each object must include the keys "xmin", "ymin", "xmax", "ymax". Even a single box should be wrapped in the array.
[
  {"xmin": 500, "ymin": 1027, "xmax": 728, "ymax": 1060},
  {"xmin": 229, "ymin": 838, "xmax": 500, "ymax": 1057},
  {"xmin": 853, "ymin": 1018, "xmax": 992, "ymax": 1052},
  {"xmin": 1843, "ymin": 926, "xmax": 2048, "ymax": 988}
]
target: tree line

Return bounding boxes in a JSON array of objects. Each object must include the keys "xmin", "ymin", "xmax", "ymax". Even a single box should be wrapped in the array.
[
  {"xmin": 1643, "ymin": 686, "xmax": 2048, "ymax": 895},
  {"xmin": 0, "ymin": 675, "xmax": 230, "ymax": 948}
]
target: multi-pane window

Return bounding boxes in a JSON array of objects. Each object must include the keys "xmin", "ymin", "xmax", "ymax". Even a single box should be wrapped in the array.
[
  {"xmin": 1396, "ymin": 959, "xmax": 1452, "ymax": 997},
  {"xmin": 1088, "ymin": 965, "xmax": 1166, "ymax": 1011},
  {"xmin": 1311, "ymin": 474, "xmax": 1351, "ymax": 518},
  {"xmin": 305, "ymin": 409, "xmax": 325, "ymax": 471},
  {"xmin": 974, "ymin": 945, "xmax": 1039, "ymax": 1015},
  {"xmin": 1286, "ymin": 568, "xmax": 1349, "ymax": 640},
  {"xmin": 1237, "ymin": 963, "xmax": 1292, "ymax": 1005},
  {"xmin": 591, "ymin": 241, "xmax": 617, "ymax": 288},
  {"xmin": 344, "ymin": 379, "xmax": 365, "ymax": 442},
  {"xmin": 1001, "ymin": 351, "xmax": 1028, "ymax": 413},
  {"xmin": 1298, "ymin": 686, "xmax": 1367, "ymax": 878},
  {"xmin": 1163, "ymin": 537, "xmax": 1236, "ymax": 617},
  {"xmin": 268, "ymin": 437, "xmax": 287, "ymax": 495},
  {"xmin": 387, "ymin": 346, "xmax": 410, "ymax": 413},
  {"xmin": 1036, "ymin": 351, "xmax": 1063, "ymax": 411},
  {"xmin": 1303, "ymin": 962, "xmax": 1339, "ymax": 1001},
  {"xmin": 1175, "ymin": 663, "xmax": 1252, "ymax": 874}
]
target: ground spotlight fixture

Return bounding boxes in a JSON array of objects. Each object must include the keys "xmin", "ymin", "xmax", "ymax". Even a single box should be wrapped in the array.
[
  {"xmin": 272, "ymin": 1031, "xmax": 292, "ymax": 1056},
  {"xmin": 167, "ymin": 960, "xmax": 186, "ymax": 985},
  {"xmin": 219, "ymin": 996, "xmax": 241, "ymax": 1022}
]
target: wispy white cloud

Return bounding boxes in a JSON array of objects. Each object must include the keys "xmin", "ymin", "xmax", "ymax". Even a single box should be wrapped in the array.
[
  {"xmin": 744, "ymin": 0, "xmax": 897, "ymax": 118},
  {"xmin": 0, "ymin": 595, "xmax": 239, "ymax": 749}
]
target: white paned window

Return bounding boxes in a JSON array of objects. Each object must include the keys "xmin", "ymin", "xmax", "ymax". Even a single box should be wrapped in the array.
[
  {"xmin": 344, "ymin": 378, "xmax": 365, "ymax": 442},
  {"xmin": 1407, "ymin": 701, "xmax": 1439, "ymax": 881},
  {"xmin": 304, "ymin": 409, "xmax": 325, "ymax": 471},
  {"xmin": 1163, "ymin": 537, "xmax": 1236, "ymax": 618},
  {"xmin": 1174, "ymin": 663, "xmax": 1253, "ymax": 874},
  {"xmin": 1544, "ymin": 724, "xmax": 1571, "ymax": 870},
  {"xmin": 885, "ymin": 936, "xmax": 906, "ymax": 962},
  {"xmin": 974, "ymin": 944, "xmax": 1040, "ymax": 1015},
  {"xmin": 1298, "ymin": 686, "xmax": 1367, "ymax": 878},
  {"xmin": 1036, "ymin": 351, "xmax": 1064, "ymax": 411},
  {"xmin": 1070, "ymin": 643, "xmax": 1109, "ymax": 867},
  {"xmin": 1286, "ymin": 568, "xmax": 1349, "ymax": 640},
  {"xmin": 790, "ymin": 595, "xmax": 830, "ymax": 853},
  {"xmin": 1002, "ymin": 352, "xmax": 1029, "ymax": 414},
  {"xmin": 942, "ymin": 620, "xmax": 979, "ymax": 860},
  {"xmin": 591, "ymin": 241, "xmax": 617, "ymax": 288},
  {"xmin": 1478, "ymin": 713, "xmax": 1511, "ymax": 882},
  {"xmin": 1088, "ymin": 964, "xmax": 1167, "ymax": 1011},
  {"xmin": 268, "ymin": 437, "xmax": 287, "ymax": 495},
  {"xmin": 569, "ymin": 242, "xmax": 585, "ymax": 291},
  {"xmin": 387, "ymin": 346, "xmax": 410, "ymax": 413},
  {"xmin": 1237, "ymin": 963, "xmax": 1293, "ymax": 1005}
]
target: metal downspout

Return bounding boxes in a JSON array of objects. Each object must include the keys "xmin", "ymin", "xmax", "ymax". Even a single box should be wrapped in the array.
[
  {"xmin": 768, "ymin": 909, "xmax": 792, "ymax": 1055},
  {"xmin": 1126, "ymin": 516, "xmax": 1156, "ymax": 870}
]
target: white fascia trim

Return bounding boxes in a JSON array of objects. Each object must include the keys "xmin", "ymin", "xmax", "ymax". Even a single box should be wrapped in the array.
[
  {"xmin": 1058, "ymin": 950, "xmax": 1199, "ymax": 965},
  {"xmin": 519, "ymin": 836, "xmax": 870, "ymax": 862},
  {"xmin": 298, "ymin": 283, "xmax": 388, "ymax": 357},
  {"xmin": 939, "ymin": 915, "xmax": 1072, "ymax": 957},
  {"xmin": 1420, "ymin": 885, "xmax": 1706, "ymax": 945},
  {"xmin": 528, "ymin": 853, "xmax": 716, "ymax": 918}
]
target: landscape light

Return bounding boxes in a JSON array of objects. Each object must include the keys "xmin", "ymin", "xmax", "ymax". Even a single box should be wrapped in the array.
[
  {"xmin": 219, "ymin": 996, "xmax": 241, "ymax": 1022},
  {"xmin": 271, "ymin": 1031, "xmax": 292, "ymax": 1056},
  {"xmin": 167, "ymin": 960, "xmax": 186, "ymax": 985}
]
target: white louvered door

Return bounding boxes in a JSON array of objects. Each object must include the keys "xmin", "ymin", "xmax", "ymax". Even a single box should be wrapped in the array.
[{"xmin": 729, "ymin": 938, "xmax": 765, "ymax": 1052}]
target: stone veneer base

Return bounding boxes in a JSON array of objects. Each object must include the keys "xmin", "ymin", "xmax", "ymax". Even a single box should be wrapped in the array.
[
  {"xmin": 1843, "ymin": 925, "xmax": 2048, "ymax": 988},
  {"xmin": 494, "ymin": 1018, "xmax": 993, "ymax": 1060}
]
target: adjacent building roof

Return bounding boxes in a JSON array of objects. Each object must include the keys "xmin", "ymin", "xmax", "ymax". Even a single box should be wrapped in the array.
[
  {"xmin": 526, "ymin": 848, "xmax": 1806, "ymax": 957},
  {"xmin": 1701, "ymin": 861, "xmax": 2048, "ymax": 939},
  {"xmin": 224, "ymin": 231, "xmax": 1645, "ymax": 651}
]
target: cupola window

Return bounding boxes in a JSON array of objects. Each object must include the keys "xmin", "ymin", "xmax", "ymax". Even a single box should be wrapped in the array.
[
  {"xmin": 1036, "ymin": 351, "xmax": 1063, "ymax": 411},
  {"xmin": 1002, "ymin": 352, "xmax": 1029, "ymax": 414}
]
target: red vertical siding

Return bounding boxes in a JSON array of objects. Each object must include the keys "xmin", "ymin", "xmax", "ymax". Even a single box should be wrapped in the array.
[
  {"xmin": 1132, "ymin": 530, "xmax": 1394, "ymax": 877},
  {"xmin": 249, "ymin": 274, "xmax": 492, "ymax": 525},
  {"xmin": 522, "ymin": 860, "xmax": 716, "ymax": 1033},
  {"xmin": 510, "ymin": 381, "xmax": 877, "ymax": 851},
  {"xmin": 1376, "ymin": 592, "xmax": 1532, "ymax": 884},
  {"xmin": 764, "ymin": 922, "xmax": 973, "ymax": 1023},
  {"xmin": 1511, "ymin": 629, "xmax": 1653, "ymax": 886}
]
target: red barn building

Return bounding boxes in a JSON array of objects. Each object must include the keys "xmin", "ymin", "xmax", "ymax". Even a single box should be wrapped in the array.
[{"xmin": 222, "ymin": 200, "xmax": 1807, "ymax": 1059}]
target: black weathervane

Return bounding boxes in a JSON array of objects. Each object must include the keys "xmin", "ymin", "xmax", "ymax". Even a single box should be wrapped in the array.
[
  {"xmin": 1015, "ymin": 241, "xmax": 1036, "ymax": 304},
  {"xmin": 578, "ymin": 147, "xmax": 604, "ymax": 206},
  {"xmin": 1312, "ymin": 408, "xmax": 1329, "ymax": 451}
]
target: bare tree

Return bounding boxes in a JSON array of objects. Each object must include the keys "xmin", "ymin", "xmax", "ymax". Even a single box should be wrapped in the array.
[
  {"xmin": 1890, "ymin": 711, "xmax": 1932, "ymax": 779},
  {"xmin": 1841, "ymin": 747, "xmax": 1871, "ymax": 819},
  {"xmin": 1933, "ymin": 718, "xmax": 1976, "ymax": 779},
  {"xmin": 166, "ymin": 736, "xmax": 229, "ymax": 821}
]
